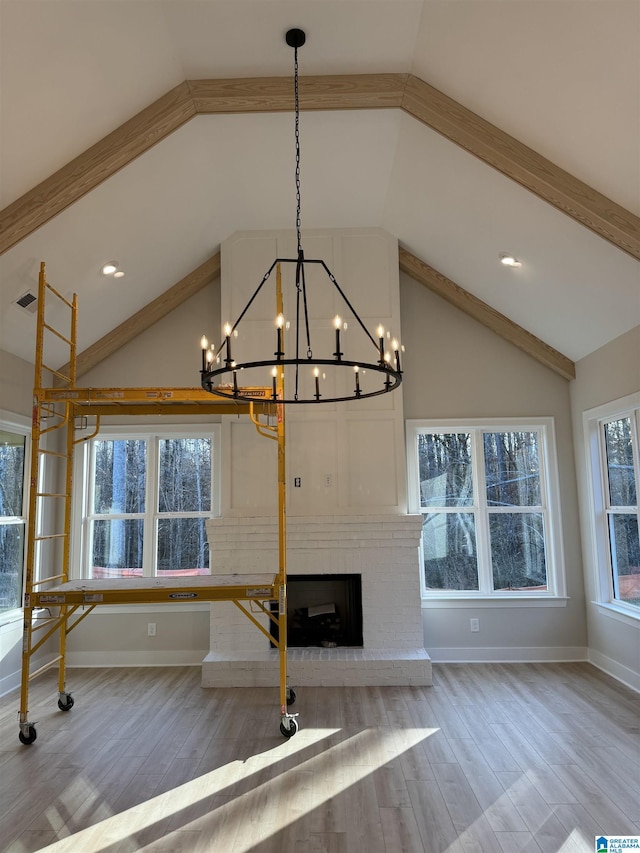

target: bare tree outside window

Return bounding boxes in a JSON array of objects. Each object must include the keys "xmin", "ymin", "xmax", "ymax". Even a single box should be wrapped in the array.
[
  {"xmin": 157, "ymin": 438, "xmax": 211, "ymax": 573},
  {"xmin": 86, "ymin": 432, "xmax": 214, "ymax": 579},
  {"xmin": 0, "ymin": 429, "xmax": 27, "ymax": 610},
  {"xmin": 603, "ymin": 418, "xmax": 640, "ymax": 608},
  {"xmin": 418, "ymin": 433, "xmax": 478, "ymax": 590},
  {"xmin": 412, "ymin": 424, "xmax": 555, "ymax": 597},
  {"xmin": 92, "ymin": 439, "xmax": 146, "ymax": 577},
  {"xmin": 484, "ymin": 432, "xmax": 547, "ymax": 591}
]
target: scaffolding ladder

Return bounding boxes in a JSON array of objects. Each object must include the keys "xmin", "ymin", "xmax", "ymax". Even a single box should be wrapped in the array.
[{"xmin": 18, "ymin": 263, "xmax": 77, "ymax": 743}]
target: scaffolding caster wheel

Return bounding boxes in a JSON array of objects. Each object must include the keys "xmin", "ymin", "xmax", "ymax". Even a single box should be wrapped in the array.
[
  {"xmin": 280, "ymin": 716, "xmax": 299, "ymax": 738},
  {"xmin": 19, "ymin": 725, "xmax": 37, "ymax": 745},
  {"xmin": 286, "ymin": 688, "xmax": 296, "ymax": 706},
  {"xmin": 58, "ymin": 693, "xmax": 74, "ymax": 712}
]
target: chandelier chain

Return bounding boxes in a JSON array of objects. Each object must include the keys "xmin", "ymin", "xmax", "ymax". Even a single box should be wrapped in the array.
[{"xmin": 294, "ymin": 46, "xmax": 302, "ymax": 255}]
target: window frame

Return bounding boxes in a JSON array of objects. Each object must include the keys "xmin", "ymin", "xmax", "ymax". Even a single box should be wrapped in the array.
[
  {"xmin": 406, "ymin": 418, "xmax": 567, "ymax": 607},
  {"xmin": 0, "ymin": 410, "xmax": 31, "ymax": 624},
  {"xmin": 72, "ymin": 424, "xmax": 220, "ymax": 587},
  {"xmin": 584, "ymin": 393, "xmax": 640, "ymax": 624}
]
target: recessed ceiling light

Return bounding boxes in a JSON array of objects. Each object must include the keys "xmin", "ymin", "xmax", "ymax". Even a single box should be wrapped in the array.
[
  {"xmin": 499, "ymin": 253, "xmax": 522, "ymax": 268},
  {"xmin": 113, "ymin": 270, "xmax": 125, "ymax": 279},
  {"xmin": 100, "ymin": 262, "xmax": 118, "ymax": 275}
]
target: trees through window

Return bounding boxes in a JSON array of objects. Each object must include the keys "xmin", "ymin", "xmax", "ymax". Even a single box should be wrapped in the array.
[
  {"xmin": 407, "ymin": 420, "xmax": 564, "ymax": 599},
  {"xmin": 601, "ymin": 414, "xmax": 640, "ymax": 610},
  {"xmin": 0, "ymin": 424, "xmax": 28, "ymax": 611},
  {"xmin": 80, "ymin": 429, "xmax": 215, "ymax": 579}
]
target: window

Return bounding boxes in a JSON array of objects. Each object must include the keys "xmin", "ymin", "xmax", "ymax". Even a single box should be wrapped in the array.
[
  {"xmin": 587, "ymin": 398, "xmax": 640, "ymax": 615},
  {"xmin": 0, "ymin": 419, "xmax": 29, "ymax": 612},
  {"xmin": 406, "ymin": 419, "xmax": 565, "ymax": 600},
  {"xmin": 75, "ymin": 428, "xmax": 217, "ymax": 579}
]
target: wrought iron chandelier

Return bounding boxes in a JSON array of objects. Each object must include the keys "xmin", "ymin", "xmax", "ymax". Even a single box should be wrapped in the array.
[{"xmin": 199, "ymin": 28, "xmax": 403, "ymax": 404}]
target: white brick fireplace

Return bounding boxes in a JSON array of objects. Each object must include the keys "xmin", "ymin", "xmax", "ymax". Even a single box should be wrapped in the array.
[
  {"xmin": 202, "ymin": 514, "xmax": 431, "ymax": 686},
  {"xmin": 201, "ymin": 228, "xmax": 431, "ymax": 687}
]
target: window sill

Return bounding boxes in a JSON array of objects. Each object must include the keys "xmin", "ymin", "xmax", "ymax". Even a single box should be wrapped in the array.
[
  {"xmin": 592, "ymin": 601, "xmax": 640, "ymax": 627},
  {"xmin": 0, "ymin": 609, "xmax": 23, "ymax": 629},
  {"xmin": 422, "ymin": 596, "xmax": 569, "ymax": 609}
]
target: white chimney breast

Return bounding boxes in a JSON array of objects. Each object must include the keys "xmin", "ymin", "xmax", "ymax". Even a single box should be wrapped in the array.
[{"xmin": 202, "ymin": 228, "xmax": 431, "ymax": 687}]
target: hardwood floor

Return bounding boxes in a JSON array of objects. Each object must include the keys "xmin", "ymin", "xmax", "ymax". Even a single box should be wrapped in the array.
[{"xmin": 0, "ymin": 662, "xmax": 638, "ymax": 852}]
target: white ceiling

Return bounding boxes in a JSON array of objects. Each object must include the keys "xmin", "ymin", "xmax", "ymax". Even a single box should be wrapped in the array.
[{"xmin": 1, "ymin": 0, "xmax": 639, "ymax": 367}]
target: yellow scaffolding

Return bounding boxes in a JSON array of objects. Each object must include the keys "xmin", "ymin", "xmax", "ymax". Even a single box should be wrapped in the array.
[{"xmin": 18, "ymin": 262, "xmax": 298, "ymax": 744}]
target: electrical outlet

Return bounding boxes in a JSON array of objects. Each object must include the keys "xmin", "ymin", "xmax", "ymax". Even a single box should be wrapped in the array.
[
  {"xmin": 324, "ymin": 474, "xmax": 333, "ymax": 487},
  {"xmin": 470, "ymin": 618, "xmax": 480, "ymax": 633},
  {"xmin": 147, "ymin": 622, "xmax": 157, "ymax": 637},
  {"xmin": 294, "ymin": 477, "xmax": 301, "ymax": 487}
]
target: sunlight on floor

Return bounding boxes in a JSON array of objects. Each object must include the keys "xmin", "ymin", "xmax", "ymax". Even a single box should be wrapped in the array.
[
  {"xmin": 14, "ymin": 718, "xmax": 598, "ymax": 853},
  {"xmin": 30, "ymin": 726, "xmax": 437, "ymax": 852},
  {"xmin": 557, "ymin": 828, "xmax": 593, "ymax": 853}
]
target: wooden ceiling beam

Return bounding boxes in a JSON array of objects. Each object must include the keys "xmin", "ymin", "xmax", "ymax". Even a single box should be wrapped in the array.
[
  {"xmin": 398, "ymin": 246, "xmax": 576, "ymax": 381},
  {"xmin": 402, "ymin": 75, "xmax": 640, "ymax": 263},
  {"xmin": 1, "ymin": 74, "xmax": 638, "ymax": 263},
  {"xmin": 188, "ymin": 73, "xmax": 406, "ymax": 113},
  {"xmin": 60, "ymin": 252, "xmax": 220, "ymax": 380}
]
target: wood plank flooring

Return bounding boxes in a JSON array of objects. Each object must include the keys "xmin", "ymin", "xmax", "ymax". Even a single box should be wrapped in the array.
[{"xmin": 0, "ymin": 662, "xmax": 638, "ymax": 852}]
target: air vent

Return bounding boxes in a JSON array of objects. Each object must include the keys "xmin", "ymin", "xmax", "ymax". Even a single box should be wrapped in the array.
[{"xmin": 16, "ymin": 291, "xmax": 37, "ymax": 313}]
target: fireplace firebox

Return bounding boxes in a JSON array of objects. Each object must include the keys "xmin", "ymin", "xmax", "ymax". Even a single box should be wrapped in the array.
[{"xmin": 271, "ymin": 574, "xmax": 363, "ymax": 648}]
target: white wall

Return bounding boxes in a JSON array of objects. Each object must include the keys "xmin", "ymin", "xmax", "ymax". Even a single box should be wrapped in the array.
[
  {"xmin": 570, "ymin": 325, "xmax": 640, "ymax": 689},
  {"xmin": 0, "ymin": 348, "xmax": 33, "ymax": 414},
  {"xmin": 400, "ymin": 272, "xmax": 587, "ymax": 661},
  {"xmin": 82, "ymin": 279, "xmax": 221, "ymax": 390}
]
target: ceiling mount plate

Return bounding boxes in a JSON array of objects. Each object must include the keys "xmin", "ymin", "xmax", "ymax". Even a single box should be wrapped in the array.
[{"xmin": 285, "ymin": 28, "xmax": 306, "ymax": 49}]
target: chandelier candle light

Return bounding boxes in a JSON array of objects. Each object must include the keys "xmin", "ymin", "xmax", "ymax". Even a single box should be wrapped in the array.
[{"xmin": 199, "ymin": 28, "xmax": 403, "ymax": 404}]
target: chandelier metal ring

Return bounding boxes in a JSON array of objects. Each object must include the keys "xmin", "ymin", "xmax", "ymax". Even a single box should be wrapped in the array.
[{"xmin": 202, "ymin": 358, "xmax": 402, "ymax": 404}]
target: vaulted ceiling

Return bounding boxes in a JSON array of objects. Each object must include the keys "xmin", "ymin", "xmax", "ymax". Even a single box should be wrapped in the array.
[{"xmin": 1, "ymin": 0, "xmax": 638, "ymax": 377}]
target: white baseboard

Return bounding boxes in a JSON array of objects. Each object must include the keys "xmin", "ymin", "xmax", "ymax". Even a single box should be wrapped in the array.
[
  {"xmin": 66, "ymin": 650, "xmax": 208, "ymax": 668},
  {"xmin": 0, "ymin": 654, "xmax": 57, "ymax": 699},
  {"xmin": 427, "ymin": 646, "xmax": 588, "ymax": 663},
  {"xmin": 0, "ymin": 668, "xmax": 24, "ymax": 698},
  {"xmin": 588, "ymin": 649, "xmax": 640, "ymax": 693}
]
